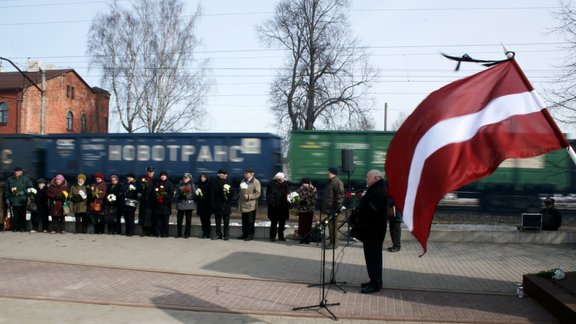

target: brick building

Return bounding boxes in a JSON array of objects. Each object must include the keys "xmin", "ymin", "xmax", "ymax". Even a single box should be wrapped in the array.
[{"xmin": 0, "ymin": 69, "xmax": 110, "ymax": 134}]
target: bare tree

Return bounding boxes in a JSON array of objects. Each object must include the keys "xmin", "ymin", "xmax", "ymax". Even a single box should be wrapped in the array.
[
  {"xmin": 391, "ymin": 111, "xmax": 409, "ymax": 131},
  {"xmin": 258, "ymin": 0, "xmax": 376, "ymax": 134},
  {"xmin": 548, "ymin": 1, "xmax": 576, "ymax": 125},
  {"xmin": 87, "ymin": 0, "xmax": 210, "ymax": 133}
]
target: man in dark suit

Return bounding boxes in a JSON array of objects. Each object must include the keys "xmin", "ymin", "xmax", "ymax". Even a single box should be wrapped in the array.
[
  {"xmin": 351, "ymin": 169, "xmax": 388, "ymax": 294},
  {"xmin": 212, "ymin": 169, "xmax": 233, "ymax": 240}
]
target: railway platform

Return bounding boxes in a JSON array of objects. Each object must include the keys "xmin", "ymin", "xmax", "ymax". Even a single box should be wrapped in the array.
[{"xmin": 0, "ymin": 222, "xmax": 575, "ymax": 323}]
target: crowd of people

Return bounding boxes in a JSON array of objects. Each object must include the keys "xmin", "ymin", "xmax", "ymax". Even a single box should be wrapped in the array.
[
  {"xmin": 0, "ymin": 166, "xmax": 335, "ymax": 243},
  {"xmin": 2, "ymin": 165, "xmax": 408, "ymax": 294}
]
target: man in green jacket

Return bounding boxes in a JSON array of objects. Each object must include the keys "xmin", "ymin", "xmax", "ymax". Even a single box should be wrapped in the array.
[
  {"xmin": 322, "ymin": 167, "xmax": 345, "ymax": 249},
  {"xmin": 4, "ymin": 167, "xmax": 33, "ymax": 232}
]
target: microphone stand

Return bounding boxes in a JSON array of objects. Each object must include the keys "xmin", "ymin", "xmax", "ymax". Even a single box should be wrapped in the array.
[
  {"xmin": 308, "ymin": 211, "xmax": 347, "ymax": 293},
  {"xmin": 293, "ymin": 214, "xmax": 340, "ymax": 320}
]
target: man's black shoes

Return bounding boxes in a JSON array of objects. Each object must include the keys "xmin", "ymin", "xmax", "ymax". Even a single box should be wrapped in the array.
[
  {"xmin": 361, "ymin": 285, "xmax": 381, "ymax": 294},
  {"xmin": 388, "ymin": 246, "xmax": 400, "ymax": 252}
]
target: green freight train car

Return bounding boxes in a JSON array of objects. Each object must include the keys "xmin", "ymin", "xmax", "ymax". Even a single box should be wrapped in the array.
[{"xmin": 288, "ymin": 130, "xmax": 574, "ymax": 210}]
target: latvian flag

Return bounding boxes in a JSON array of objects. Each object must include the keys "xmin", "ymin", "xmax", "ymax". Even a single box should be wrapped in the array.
[{"xmin": 385, "ymin": 59, "xmax": 569, "ymax": 254}]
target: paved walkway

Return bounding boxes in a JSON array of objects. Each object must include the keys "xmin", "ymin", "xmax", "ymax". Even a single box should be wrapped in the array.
[{"xmin": 0, "ymin": 231, "xmax": 574, "ymax": 323}]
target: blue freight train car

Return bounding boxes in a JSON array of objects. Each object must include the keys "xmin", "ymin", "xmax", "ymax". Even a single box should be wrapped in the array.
[
  {"xmin": 0, "ymin": 135, "xmax": 45, "ymax": 179},
  {"xmin": 1, "ymin": 133, "xmax": 282, "ymax": 183},
  {"xmin": 44, "ymin": 133, "xmax": 282, "ymax": 183}
]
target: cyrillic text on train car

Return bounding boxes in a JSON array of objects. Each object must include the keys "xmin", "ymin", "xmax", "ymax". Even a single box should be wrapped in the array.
[{"xmin": 108, "ymin": 138, "xmax": 261, "ymax": 162}]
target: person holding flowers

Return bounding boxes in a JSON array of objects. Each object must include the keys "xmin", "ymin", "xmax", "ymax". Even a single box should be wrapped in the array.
[
  {"xmin": 237, "ymin": 168, "xmax": 261, "ymax": 241},
  {"xmin": 211, "ymin": 169, "xmax": 233, "ymax": 240},
  {"xmin": 89, "ymin": 173, "xmax": 107, "ymax": 234},
  {"xmin": 266, "ymin": 172, "xmax": 290, "ymax": 241},
  {"xmin": 4, "ymin": 167, "xmax": 33, "ymax": 232},
  {"xmin": 46, "ymin": 174, "xmax": 68, "ymax": 234},
  {"xmin": 153, "ymin": 171, "xmax": 174, "ymax": 238},
  {"xmin": 30, "ymin": 178, "xmax": 49, "ymax": 233},
  {"xmin": 69, "ymin": 174, "xmax": 89, "ymax": 233},
  {"xmin": 106, "ymin": 175, "xmax": 122, "ymax": 234},
  {"xmin": 121, "ymin": 173, "xmax": 139, "ymax": 236},
  {"xmin": 175, "ymin": 173, "xmax": 196, "ymax": 238},
  {"xmin": 195, "ymin": 174, "xmax": 212, "ymax": 239},
  {"xmin": 139, "ymin": 166, "xmax": 156, "ymax": 237},
  {"xmin": 296, "ymin": 178, "xmax": 318, "ymax": 244}
]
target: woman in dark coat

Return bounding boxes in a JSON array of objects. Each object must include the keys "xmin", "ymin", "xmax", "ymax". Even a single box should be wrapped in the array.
[
  {"xmin": 266, "ymin": 172, "xmax": 290, "ymax": 241},
  {"xmin": 121, "ymin": 173, "xmax": 139, "ymax": 236},
  {"xmin": 105, "ymin": 175, "xmax": 123, "ymax": 234},
  {"xmin": 175, "ymin": 173, "xmax": 196, "ymax": 238},
  {"xmin": 46, "ymin": 174, "xmax": 68, "ymax": 234},
  {"xmin": 296, "ymin": 178, "xmax": 318, "ymax": 244},
  {"xmin": 196, "ymin": 174, "xmax": 212, "ymax": 238},
  {"xmin": 31, "ymin": 178, "xmax": 49, "ymax": 232},
  {"xmin": 153, "ymin": 171, "xmax": 174, "ymax": 238},
  {"xmin": 89, "ymin": 173, "xmax": 107, "ymax": 234}
]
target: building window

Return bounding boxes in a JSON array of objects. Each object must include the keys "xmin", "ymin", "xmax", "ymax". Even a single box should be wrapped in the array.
[
  {"xmin": 66, "ymin": 86, "xmax": 75, "ymax": 99},
  {"xmin": 80, "ymin": 114, "xmax": 87, "ymax": 132},
  {"xmin": 66, "ymin": 111, "xmax": 73, "ymax": 130},
  {"xmin": 0, "ymin": 102, "xmax": 7, "ymax": 124}
]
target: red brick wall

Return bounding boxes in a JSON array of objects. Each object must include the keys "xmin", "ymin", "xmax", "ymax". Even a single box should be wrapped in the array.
[
  {"xmin": 0, "ymin": 91, "xmax": 19, "ymax": 134},
  {"xmin": 0, "ymin": 71, "xmax": 109, "ymax": 134}
]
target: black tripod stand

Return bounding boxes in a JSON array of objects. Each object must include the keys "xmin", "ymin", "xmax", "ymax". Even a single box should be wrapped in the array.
[
  {"xmin": 309, "ymin": 211, "xmax": 347, "ymax": 293},
  {"xmin": 293, "ymin": 214, "xmax": 340, "ymax": 320}
]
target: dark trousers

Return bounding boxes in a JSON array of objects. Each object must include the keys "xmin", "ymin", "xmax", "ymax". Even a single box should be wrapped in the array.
[
  {"xmin": 51, "ymin": 216, "xmax": 66, "ymax": 233},
  {"xmin": 31, "ymin": 211, "xmax": 49, "ymax": 232},
  {"xmin": 123, "ymin": 210, "xmax": 135, "ymax": 236},
  {"xmin": 298, "ymin": 212, "xmax": 314, "ymax": 241},
  {"xmin": 74, "ymin": 212, "xmax": 89, "ymax": 233},
  {"xmin": 91, "ymin": 213, "xmax": 105, "ymax": 234},
  {"xmin": 215, "ymin": 211, "xmax": 230, "ymax": 238},
  {"xmin": 176, "ymin": 209, "xmax": 193, "ymax": 238},
  {"xmin": 388, "ymin": 218, "xmax": 402, "ymax": 248},
  {"xmin": 363, "ymin": 240, "xmax": 384, "ymax": 287},
  {"xmin": 156, "ymin": 213, "xmax": 170, "ymax": 237},
  {"xmin": 270, "ymin": 218, "xmax": 286, "ymax": 239},
  {"xmin": 12, "ymin": 206, "xmax": 27, "ymax": 232},
  {"xmin": 198, "ymin": 211, "xmax": 211, "ymax": 237},
  {"xmin": 241, "ymin": 210, "xmax": 256, "ymax": 237}
]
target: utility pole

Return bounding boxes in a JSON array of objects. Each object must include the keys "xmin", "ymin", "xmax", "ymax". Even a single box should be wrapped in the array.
[
  {"xmin": 40, "ymin": 67, "xmax": 46, "ymax": 134},
  {"xmin": 384, "ymin": 102, "xmax": 388, "ymax": 131},
  {"xmin": 0, "ymin": 57, "xmax": 45, "ymax": 134}
]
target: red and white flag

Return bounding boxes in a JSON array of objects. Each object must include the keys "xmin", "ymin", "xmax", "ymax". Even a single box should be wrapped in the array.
[{"xmin": 385, "ymin": 60, "xmax": 569, "ymax": 254}]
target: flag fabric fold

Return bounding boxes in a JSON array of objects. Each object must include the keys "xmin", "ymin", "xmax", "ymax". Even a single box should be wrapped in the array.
[{"xmin": 384, "ymin": 60, "xmax": 569, "ymax": 254}]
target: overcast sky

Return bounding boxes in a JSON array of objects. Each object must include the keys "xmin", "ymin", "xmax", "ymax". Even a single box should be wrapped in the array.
[{"xmin": 0, "ymin": 0, "xmax": 571, "ymax": 135}]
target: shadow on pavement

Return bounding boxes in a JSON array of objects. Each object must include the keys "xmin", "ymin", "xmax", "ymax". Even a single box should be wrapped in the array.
[{"xmin": 150, "ymin": 286, "xmax": 262, "ymax": 323}]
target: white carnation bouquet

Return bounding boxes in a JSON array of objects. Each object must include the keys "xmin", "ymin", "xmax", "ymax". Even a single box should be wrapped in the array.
[{"xmin": 107, "ymin": 194, "xmax": 117, "ymax": 203}]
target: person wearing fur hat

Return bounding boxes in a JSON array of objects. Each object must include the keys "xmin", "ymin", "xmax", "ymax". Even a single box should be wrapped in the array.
[
  {"xmin": 69, "ymin": 174, "xmax": 89, "ymax": 233},
  {"xmin": 89, "ymin": 173, "xmax": 107, "ymax": 234},
  {"xmin": 46, "ymin": 174, "xmax": 68, "ymax": 234},
  {"xmin": 195, "ymin": 174, "xmax": 213, "ymax": 238},
  {"xmin": 266, "ymin": 172, "xmax": 290, "ymax": 241},
  {"xmin": 175, "ymin": 173, "xmax": 196, "ymax": 238},
  {"xmin": 153, "ymin": 171, "xmax": 174, "ymax": 238},
  {"xmin": 211, "ymin": 169, "xmax": 233, "ymax": 240},
  {"xmin": 105, "ymin": 175, "xmax": 123, "ymax": 234},
  {"xmin": 323, "ymin": 167, "xmax": 345, "ymax": 249},
  {"xmin": 139, "ymin": 167, "xmax": 156, "ymax": 237},
  {"xmin": 121, "ymin": 173, "xmax": 139, "ymax": 236},
  {"xmin": 237, "ymin": 168, "xmax": 261, "ymax": 241},
  {"xmin": 30, "ymin": 178, "xmax": 49, "ymax": 233},
  {"xmin": 4, "ymin": 166, "xmax": 33, "ymax": 232}
]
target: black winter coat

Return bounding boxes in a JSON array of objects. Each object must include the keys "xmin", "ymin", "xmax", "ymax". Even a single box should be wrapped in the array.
[
  {"xmin": 266, "ymin": 180, "xmax": 290, "ymax": 221},
  {"xmin": 152, "ymin": 179, "xmax": 174, "ymax": 216},
  {"xmin": 350, "ymin": 179, "xmax": 387, "ymax": 243}
]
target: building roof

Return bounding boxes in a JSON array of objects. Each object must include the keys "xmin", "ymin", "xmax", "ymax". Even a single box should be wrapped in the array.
[{"xmin": 0, "ymin": 69, "xmax": 106, "ymax": 94}]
